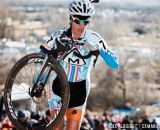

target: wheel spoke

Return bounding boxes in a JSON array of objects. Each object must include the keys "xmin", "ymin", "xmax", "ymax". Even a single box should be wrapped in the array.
[
  {"xmin": 23, "ymin": 66, "xmax": 33, "ymax": 87},
  {"xmin": 13, "ymin": 79, "xmax": 29, "ymax": 92}
]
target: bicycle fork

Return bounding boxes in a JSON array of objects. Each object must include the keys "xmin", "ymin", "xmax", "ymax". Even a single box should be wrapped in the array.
[{"xmin": 30, "ymin": 55, "xmax": 51, "ymax": 98}]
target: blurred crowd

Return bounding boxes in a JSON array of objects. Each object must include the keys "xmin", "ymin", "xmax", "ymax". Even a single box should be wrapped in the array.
[
  {"xmin": 0, "ymin": 96, "xmax": 159, "ymax": 130},
  {"xmin": 81, "ymin": 111, "xmax": 159, "ymax": 130},
  {"xmin": 0, "ymin": 109, "xmax": 159, "ymax": 130}
]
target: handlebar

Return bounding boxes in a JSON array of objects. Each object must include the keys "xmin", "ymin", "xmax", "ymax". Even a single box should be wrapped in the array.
[{"xmin": 40, "ymin": 45, "xmax": 100, "ymax": 60}]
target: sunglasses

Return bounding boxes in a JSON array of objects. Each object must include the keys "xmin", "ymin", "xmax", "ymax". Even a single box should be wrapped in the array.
[{"xmin": 71, "ymin": 16, "xmax": 90, "ymax": 25}]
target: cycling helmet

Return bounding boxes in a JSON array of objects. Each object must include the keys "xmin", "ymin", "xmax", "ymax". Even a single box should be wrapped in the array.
[{"xmin": 69, "ymin": 0, "xmax": 95, "ymax": 17}]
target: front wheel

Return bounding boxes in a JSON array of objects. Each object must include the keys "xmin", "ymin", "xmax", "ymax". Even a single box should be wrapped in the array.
[{"xmin": 4, "ymin": 53, "xmax": 70, "ymax": 130}]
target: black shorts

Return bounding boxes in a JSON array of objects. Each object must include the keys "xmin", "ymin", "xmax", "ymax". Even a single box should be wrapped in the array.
[{"xmin": 52, "ymin": 77, "xmax": 87, "ymax": 108}]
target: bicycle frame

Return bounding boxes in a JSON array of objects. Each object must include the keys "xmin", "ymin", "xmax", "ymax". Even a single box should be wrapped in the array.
[{"xmin": 30, "ymin": 46, "xmax": 70, "ymax": 98}]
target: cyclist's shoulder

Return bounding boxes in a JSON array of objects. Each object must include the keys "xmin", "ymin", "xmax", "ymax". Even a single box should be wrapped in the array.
[
  {"xmin": 51, "ymin": 30, "xmax": 65, "ymax": 38},
  {"xmin": 85, "ymin": 30, "xmax": 104, "ymax": 41},
  {"xmin": 85, "ymin": 30, "xmax": 106, "ymax": 46},
  {"xmin": 50, "ymin": 27, "xmax": 68, "ymax": 38}
]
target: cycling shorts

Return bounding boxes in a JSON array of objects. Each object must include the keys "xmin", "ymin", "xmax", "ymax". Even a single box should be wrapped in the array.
[{"xmin": 52, "ymin": 77, "xmax": 88, "ymax": 109}]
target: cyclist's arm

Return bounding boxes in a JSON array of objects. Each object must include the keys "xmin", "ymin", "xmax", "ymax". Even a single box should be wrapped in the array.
[
  {"xmin": 40, "ymin": 30, "xmax": 63, "ymax": 54},
  {"xmin": 40, "ymin": 36, "xmax": 56, "ymax": 54},
  {"xmin": 99, "ymin": 38, "xmax": 119, "ymax": 69}
]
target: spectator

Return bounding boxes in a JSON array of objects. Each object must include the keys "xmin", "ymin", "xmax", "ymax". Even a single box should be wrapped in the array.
[
  {"xmin": 103, "ymin": 112, "xmax": 112, "ymax": 130},
  {"xmin": 85, "ymin": 112, "xmax": 95, "ymax": 130},
  {"xmin": 0, "ymin": 96, "xmax": 3, "ymax": 121},
  {"xmin": 2, "ymin": 111, "xmax": 14, "ymax": 129},
  {"xmin": 1, "ymin": 110, "xmax": 7, "ymax": 123},
  {"xmin": 1, "ymin": 124, "xmax": 14, "ymax": 130},
  {"xmin": 17, "ymin": 110, "xmax": 30, "ymax": 127},
  {"xmin": 132, "ymin": 117, "xmax": 139, "ymax": 130},
  {"xmin": 122, "ymin": 115, "xmax": 131, "ymax": 130},
  {"xmin": 97, "ymin": 116, "xmax": 105, "ymax": 130},
  {"xmin": 93, "ymin": 115, "xmax": 99, "ymax": 130},
  {"xmin": 151, "ymin": 119, "xmax": 157, "ymax": 130},
  {"xmin": 140, "ymin": 115, "xmax": 151, "ymax": 130},
  {"xmin": 27, "ymin": 111, "xmax": 41, "ymax": 126},
  {"xmin": 33, "ymin": 109, "xmax": 55, "ymax": 127},
  {"xmin": 80, "ymin": 116, "xmax": 92, "ymax": 130}
]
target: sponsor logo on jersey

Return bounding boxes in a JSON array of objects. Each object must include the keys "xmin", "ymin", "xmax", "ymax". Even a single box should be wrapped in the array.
[{"xmin": 63, "ymin": 48, "xmax": 87, "ymax": 66}]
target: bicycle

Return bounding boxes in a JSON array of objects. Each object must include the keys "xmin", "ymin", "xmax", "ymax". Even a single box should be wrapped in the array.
[
  {"xmin": 4, "ymin": 40, "xmax": 100, "ymax": 130},
  {"xmin": 3, "ymin": 44, "xmax": 71, "ymax": 130}
]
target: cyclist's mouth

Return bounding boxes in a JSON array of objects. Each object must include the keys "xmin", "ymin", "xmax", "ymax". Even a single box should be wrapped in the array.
[{"xmin": 78, "ymin": 29, "xmax": 84, "ymax": 33}]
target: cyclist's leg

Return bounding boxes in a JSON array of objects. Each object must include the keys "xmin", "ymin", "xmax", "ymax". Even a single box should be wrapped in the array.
[
  {"xmin": 66, "ymin": 120, "xmax": 81, "ymax": 130},
  {"xmin": 47, "ymin": 75, "xmax": 61, "ymax": 109},
  {"xmin": 52, "ymin": 106, "xmax": 85, "ymax": 130},
  {"xmin": 65, "ymin": 107, "xmax": 85, "ymax": 130},
  {"xmin": 48, "ymin": 76, "xmax": 63, "ymax": 130},
  {"xmin": 54, "ymin": 118, "xmax": 64, "ymax": 130},
  {"xmin": 66, "ymin": 80, "xmax": 90, "ymax": 130},
  {"xmin": 65, "ymin": 79, "xmax": 90, "ymax": 130},
  {"xmin": 50, "ymin": 78, "xmax": 90, "ymax": 130}
]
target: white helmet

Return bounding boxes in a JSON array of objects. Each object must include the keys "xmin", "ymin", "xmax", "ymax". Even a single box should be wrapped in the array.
[{"xmin": 69, "ymin": 0, "xmax": 95, "ymax": 17}]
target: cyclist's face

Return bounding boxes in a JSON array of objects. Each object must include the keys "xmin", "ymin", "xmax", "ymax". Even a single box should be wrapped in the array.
[{"xmin": 71, "ymin": 16, "xmax": 90, "ymax": 39}]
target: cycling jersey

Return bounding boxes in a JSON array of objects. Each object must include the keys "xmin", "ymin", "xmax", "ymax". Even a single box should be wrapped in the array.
[
  {"xmin": 43, "ymin": 27, "xmax": 119, "ymax": 110},
  {"xmin": 44, "ymin": 27, "xmax": 119, "ymax": 83}
]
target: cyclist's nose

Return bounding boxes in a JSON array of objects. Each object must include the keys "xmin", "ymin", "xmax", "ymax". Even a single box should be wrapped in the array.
[{"xmin": 78, "ymin": 24, "xmax": 87, "ymax": 29}]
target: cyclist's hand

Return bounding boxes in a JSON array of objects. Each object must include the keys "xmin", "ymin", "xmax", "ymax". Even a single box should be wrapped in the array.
[
  {"xmin": 43, "ymin": 43, "xmax": 51, "ymax": 50},
  {"xmin": 55, "ymin": 36, "xmax": 72, "ymax": 52},
  {"xmin": 40, "ymin": 44, "xmax": 50, "ymax": 54}
]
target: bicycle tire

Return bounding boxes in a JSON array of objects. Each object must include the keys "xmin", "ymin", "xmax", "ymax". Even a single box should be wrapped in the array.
[{"xmin": 4, "ymin": 53, "xmax": 70, "ymax": 130}]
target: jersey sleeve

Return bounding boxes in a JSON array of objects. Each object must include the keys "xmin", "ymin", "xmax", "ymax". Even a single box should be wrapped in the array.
[
  {"xmin": 42, "ymin": 30, "xmax": 64, "ymax": 50},
  {"xmin": 99, "ymin": 38, "xmax": 119, "ymax": 69},
  {"xmin": 85, "ymin": 30, "xmax": 119, "ymax": 69}
]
